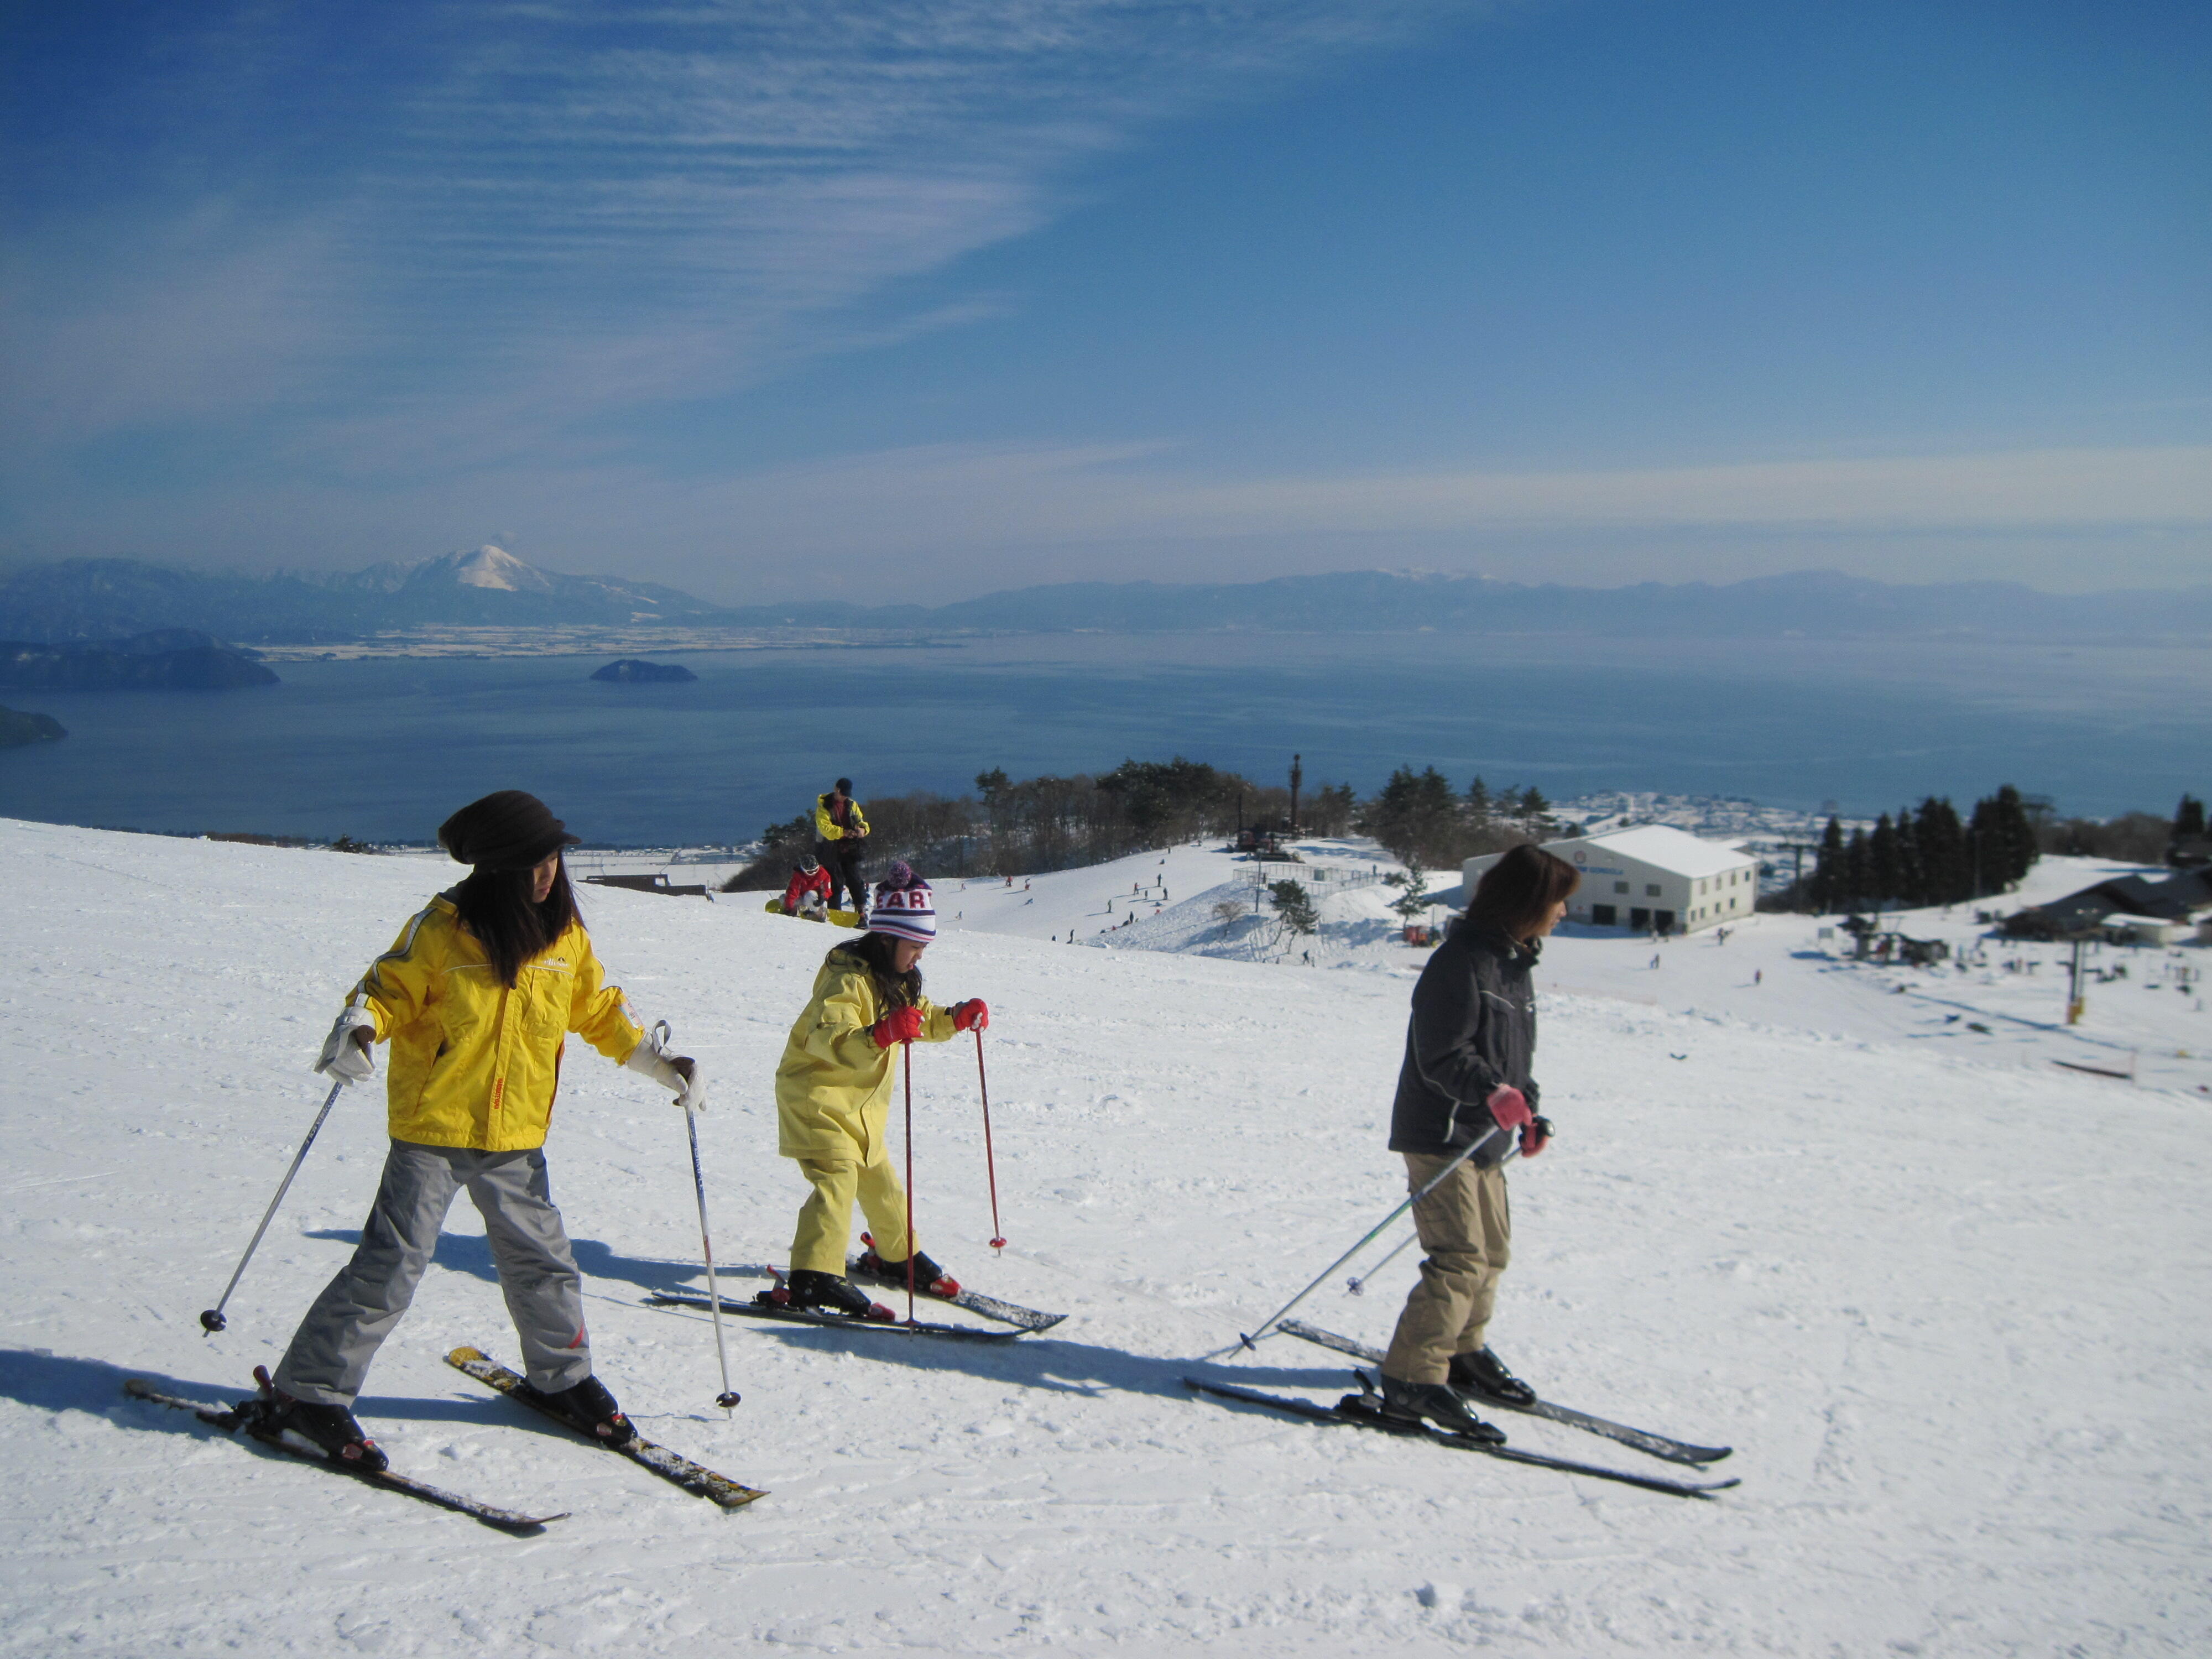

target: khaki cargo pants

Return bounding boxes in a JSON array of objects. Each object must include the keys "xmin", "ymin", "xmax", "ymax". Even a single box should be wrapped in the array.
[{"xmin": 1381, "ymin": 1151, "xmax": 1511, "ymax": 1385}]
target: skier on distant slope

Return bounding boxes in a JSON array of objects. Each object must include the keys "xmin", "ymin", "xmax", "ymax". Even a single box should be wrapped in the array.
[
  {"xmin": 269, "ymin": 791, "xmax": 705, "ymax": 1470},
  {"xmin": 764, "ymin": 862, "xmax": 987, "ymax": 1317},
  {"xmin": 813, "ymin": 776, "xmax": 870, "ymax": 919},
  {"xmin": 1376, "ymin": 842, "xmax": 1578, "ymax": 1439}
]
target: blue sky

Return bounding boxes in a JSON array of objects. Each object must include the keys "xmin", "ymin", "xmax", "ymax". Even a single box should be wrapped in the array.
[{"xmin": 3, "ymin": 0, "xmax": 2206, "ymax": 603}]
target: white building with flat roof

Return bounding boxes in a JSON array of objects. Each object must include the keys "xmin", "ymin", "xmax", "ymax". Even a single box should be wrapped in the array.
[{"xmin": 1463, "ymin": 825, "xmax": 1760, "ymax": 936}]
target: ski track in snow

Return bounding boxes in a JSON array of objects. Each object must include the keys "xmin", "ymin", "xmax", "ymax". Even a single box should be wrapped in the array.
[{"xmin": 2, "ymin": 819, "xmax": 2208, "ymax": 1656}]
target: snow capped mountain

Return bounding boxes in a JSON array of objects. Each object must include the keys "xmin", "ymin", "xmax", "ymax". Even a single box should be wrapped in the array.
[
  {"xmin": 430, "ymin": 545, "xmax": 556, "ymax": 594},
  {"xmin": 0, "ymin": 550, "xmax": 733, "ymax": 641}
]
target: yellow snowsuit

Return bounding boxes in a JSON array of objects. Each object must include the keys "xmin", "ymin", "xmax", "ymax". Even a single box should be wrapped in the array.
[
  {"xmin": 351, "ymin": 895, "xmax": 645, "ymax": 1152},
  {"xmin": 774, "ymin": 951, "xmax": 955, "ymax": 1273}
]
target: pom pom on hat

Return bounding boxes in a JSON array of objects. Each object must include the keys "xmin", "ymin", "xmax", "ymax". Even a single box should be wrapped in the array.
[{"xmin": 869, "ymin": 863, "xmax": 935, "ymax": 943}]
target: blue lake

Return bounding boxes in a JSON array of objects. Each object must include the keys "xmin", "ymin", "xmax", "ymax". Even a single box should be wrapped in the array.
[{"xmin": 1, "ymin": 633, "xmax": 2203, "ymax": 844}]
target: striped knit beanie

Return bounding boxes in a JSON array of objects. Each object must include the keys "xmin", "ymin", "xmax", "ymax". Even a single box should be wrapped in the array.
[{"xmin": 868, "ymin": 860, "xmax": 936, "ymax": 943}]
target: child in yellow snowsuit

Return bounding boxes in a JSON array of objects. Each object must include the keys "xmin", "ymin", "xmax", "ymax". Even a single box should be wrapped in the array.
[{"xmin": 768, "ymin": 862, "xmax": 987, "ymax": 1316}]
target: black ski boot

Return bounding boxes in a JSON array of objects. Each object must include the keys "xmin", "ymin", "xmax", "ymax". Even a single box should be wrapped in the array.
[
  {"xmin": 768, "ymin": 1269, "xmax": 891, "ymax": 1320},
  {"xmin": 856, "ymin": 1246, "xmax": 960, "ymax": 1298},
  {"xmin": 538, "ymin": 1374, "xmax": 637, "ymax": 1447},
  {"xmin": 251, "ymin": 1368, "xmax": 389, "ymax": 1472},
  {"xmin": 1448, "ymin": 1346, "xmax": 1536, "ymax": 1408},
  {"xmin": 1378, "ymin": 1373, "xmax": 1507, "ymax": 1443}
]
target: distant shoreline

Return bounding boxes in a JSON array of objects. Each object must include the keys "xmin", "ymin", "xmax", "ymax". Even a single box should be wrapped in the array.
[{"xmin": 249, "ymin": 629, "xmax": 975, "ymax": 661}]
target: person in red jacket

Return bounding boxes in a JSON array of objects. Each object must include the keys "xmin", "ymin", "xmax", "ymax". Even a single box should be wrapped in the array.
[{"xmin": 784, "ymin": 852, "xmax": 835, "ymax": 921}]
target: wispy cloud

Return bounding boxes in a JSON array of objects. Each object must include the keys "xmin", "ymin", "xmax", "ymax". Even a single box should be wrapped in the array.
[{"xmin": 2, "ymin": 1, "xmax": 1468, "ymax": 477}]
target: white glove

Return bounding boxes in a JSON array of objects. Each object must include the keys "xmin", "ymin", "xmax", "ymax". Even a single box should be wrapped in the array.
[
  {"xmin": 315, "ymin": 1005, "xmax": 378, "ymax": 1081},
  {"xmin": 626, "ymin": 1023, "xmax": 706, "ymax": 1113}
]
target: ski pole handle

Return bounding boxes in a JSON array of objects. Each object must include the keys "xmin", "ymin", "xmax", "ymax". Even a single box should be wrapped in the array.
[{"xmin": 200, "ymin": 1077, "xmax": 347, "ymax": 1335}]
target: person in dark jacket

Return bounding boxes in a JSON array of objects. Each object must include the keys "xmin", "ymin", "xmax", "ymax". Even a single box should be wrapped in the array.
[
  {"xmin": 1378, "ymin": 842, "xmax": 1579, "ymax": 1438},
  {"xmin": 813, "ymin": 778, "xmax": 870, "ymax": 916}
]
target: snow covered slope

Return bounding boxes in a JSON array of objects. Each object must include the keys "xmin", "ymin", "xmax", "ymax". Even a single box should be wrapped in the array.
[{"xmin": 3, "ymin": 819, "xmax": 2208, "ymax": 1656}]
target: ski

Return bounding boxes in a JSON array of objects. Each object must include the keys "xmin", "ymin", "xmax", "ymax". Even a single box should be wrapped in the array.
[
  {"xmin": 1279, "ymin": 1319, "xmax": 1732, "ymax": 1467},
  {"xmin": 443, "ymin": 1348, "xmax": 766, "ymax": 1510},
  {"xmin": 645, "ymin": 1290, "xmax": 1020, "ymax": 1343},
  {"xmin": 123, "ymin": 1378, "xmax": 566, "ymax": 1533},
  {"xmin": 852, "ymin": 1238, "xmax": 1068, "ymax": 1332},
  {"xmin": 1183, "ymin": 1377, "xmax": 1738, "ymax": 1500}
]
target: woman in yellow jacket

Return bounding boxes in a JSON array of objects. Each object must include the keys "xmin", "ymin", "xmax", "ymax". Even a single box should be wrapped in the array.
[
  {"xmin": 765, "ymin": 862, "xmax": 987, "ymax": 1318},
  {"xmin": 264, "ymin": 791, "xmax": 703, "ymax": 1471}
]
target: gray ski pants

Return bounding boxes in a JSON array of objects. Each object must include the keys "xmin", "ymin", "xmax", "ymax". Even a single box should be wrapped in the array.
[{"xmin": 274, "ymin": 1139, "xmax": 593, "ymax": 1406}]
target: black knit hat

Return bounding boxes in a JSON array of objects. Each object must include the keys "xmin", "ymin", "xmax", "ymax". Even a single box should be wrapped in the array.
[{"xmin": 437, "ymin": 791, "xmax": 581, "ymax": 869}]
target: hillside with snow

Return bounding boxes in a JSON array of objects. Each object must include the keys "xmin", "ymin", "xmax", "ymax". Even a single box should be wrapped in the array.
[{"xmin": 3, "ymin": 818, "xmax": 2208, "ymax": 1656}]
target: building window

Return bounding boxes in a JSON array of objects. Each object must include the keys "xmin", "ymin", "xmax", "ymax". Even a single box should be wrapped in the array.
[
  {"xmin": 1646, "ymin": 883, "xmax": 1661, "ymax": 897},
  {"xmin": 1614, "ymin": 880, "xmax": 1629, "ymax": 894}
]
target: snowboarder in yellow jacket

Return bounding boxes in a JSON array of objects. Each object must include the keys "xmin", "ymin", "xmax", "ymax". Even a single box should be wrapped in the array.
[
  {"xmin": 767, "ymin": 860, "xmax": 987, "ymax": 1317},
  {"xmin": 266, "ymin": 791, "xmax": 704, "ymax": 1472}
]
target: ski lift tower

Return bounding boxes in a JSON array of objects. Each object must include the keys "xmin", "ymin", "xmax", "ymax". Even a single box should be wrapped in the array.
[{"xmin": 1289, "ymin": 754, "xmax": 1302, "ymax": 837}]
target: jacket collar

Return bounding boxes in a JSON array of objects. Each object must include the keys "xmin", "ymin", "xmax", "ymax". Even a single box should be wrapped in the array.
[{"xmin": 1460, "ymin": 918, "xmax": 1539, "ymax": 964}]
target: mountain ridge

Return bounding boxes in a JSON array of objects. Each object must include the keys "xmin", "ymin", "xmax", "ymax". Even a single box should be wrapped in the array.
[{"xmin": 1, "ymin": 551, "xmax": 2205, "ymax": 645}]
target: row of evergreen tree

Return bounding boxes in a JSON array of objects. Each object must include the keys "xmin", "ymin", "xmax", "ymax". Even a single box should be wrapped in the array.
[
  {"xmin": 1803, "ymin": 786, "xmax": 2039, "ymax": 912},
  {"xmin": 734, "ymin": 757, "xmax": 1559, "ymax": 885},
  {"xmin": 1355, "ymin": 766, "xmax": 1561, "ymax": 872}
]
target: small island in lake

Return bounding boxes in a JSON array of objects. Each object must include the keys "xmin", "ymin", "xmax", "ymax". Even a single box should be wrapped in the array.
[
  {"xmin": 0, "ymin": 705, "xmax": 67, "ymax": 747},
  {"xmin": 591, "ymin": 659, "xmax": 696, "ymax": 683}
]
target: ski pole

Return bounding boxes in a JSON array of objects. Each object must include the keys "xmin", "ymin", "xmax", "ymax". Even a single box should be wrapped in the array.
[
  {"xmin": 901, "ymin": 1039, "xmax": 917, "ymax": 1324},
  {"xmin": 682, "ymin": 1100, "xmax": 742, "ymax": 1413},
  {"xmin": 200, "ymin": 1077, "xmax": 347, "ymax": 1335},
  {"xmin": 1238, "ymin": 1123, "xmax": 1504, "ymax": 1350},
  {"xmin": 1346, "ymin": 1146, "xmax": 1521, "ymax": 1295},
  {"xmin": 974, "ymin": 1028, "xmax": 1006, "ymax": 1251}
]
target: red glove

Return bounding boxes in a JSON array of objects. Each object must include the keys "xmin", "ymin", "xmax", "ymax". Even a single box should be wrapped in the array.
[
  {"xmin": 1521, "ymin": 1114, "xmax": 1553, "ymax": 1157},
  {"xmin": 870, "ymin": 1006, "xmax": 925, "ymax": 1048},
  {"xmin": 952, "ymin": 999, "xmax": 989, "ymax": 1032},
  {"xmin": 1486, "ymin": 1085, "xmax": 1531, "ymax": 1133}
]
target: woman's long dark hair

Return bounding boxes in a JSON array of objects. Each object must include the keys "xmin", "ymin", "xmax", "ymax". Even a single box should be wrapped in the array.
[
  {"xmin": 1464, "ymin": 842, "xmax": 1579, "ymax": 943},
  {"xmin": 829, "ymin": 931, "xmax": 921, "ymax": 1010},
  {"xmin": 452, "ymin": 856, "xmax": 579, "ymax": 987}
]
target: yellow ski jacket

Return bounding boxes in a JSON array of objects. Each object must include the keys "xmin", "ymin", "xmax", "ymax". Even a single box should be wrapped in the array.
[
  {"xmin": 774, "ymin": 952, "xmax": 955, "ymax": 1161},
  {"xmin": 813, "ymin": 792, "xmax": 870, "ymax": 842},
  {"xmin": 350, "ymin": 895, "xmax": 645, "ymax": 1151}
]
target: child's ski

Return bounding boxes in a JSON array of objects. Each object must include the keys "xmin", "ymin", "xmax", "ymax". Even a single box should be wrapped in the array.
[
  {"xmin": 645, "ymin": 1291, "xmax": 1019, "ymax": 1342},
  {"xmin": 123, "ymin": 1378, "xmax": 566, "ymax": 1533},
  {"xmin": 443, "ymin": 1348, "xmax": 765, "ymax": 1510},
  {"xmin": 852, "ymin": 1237, "xmax": 1068, "ymax": 1332}
]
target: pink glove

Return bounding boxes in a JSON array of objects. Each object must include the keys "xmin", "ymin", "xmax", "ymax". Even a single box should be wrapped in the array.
[
  {"xmin": 1521, "ymin": 1114, "xmax": 1553, "ymax": 1157},
  {"xmin": 952, "ymin": 999, "xmax": 989, "ymax": 1032},
  {"xmin": 871, "ymin": 1006, "xmax": 925, "ymax": 1048},
  {"xmin": 1486, "ymin": 1085, "xmax": 1531, "ymax": 1133}
]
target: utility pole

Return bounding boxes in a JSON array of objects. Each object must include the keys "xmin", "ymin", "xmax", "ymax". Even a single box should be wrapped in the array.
[{"xmin": 1289, "ymin": 754, "xmax": 1302, "ymax": 837}]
